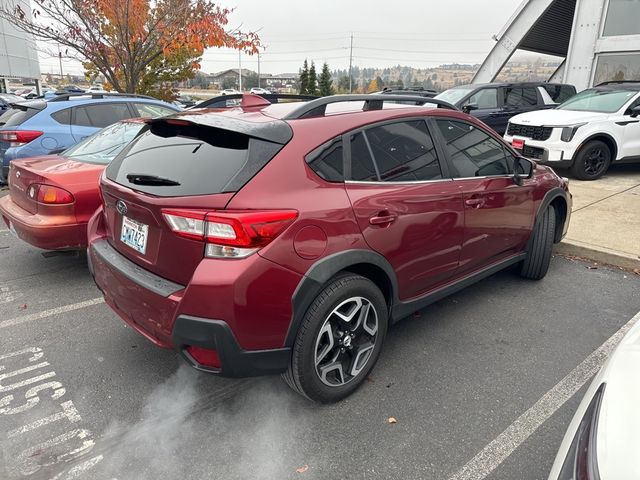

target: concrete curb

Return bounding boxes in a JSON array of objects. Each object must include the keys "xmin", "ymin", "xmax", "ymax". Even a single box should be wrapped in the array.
[{"xmin": 554, "ymin": 239, "xmax": 640, "ymax": 270}]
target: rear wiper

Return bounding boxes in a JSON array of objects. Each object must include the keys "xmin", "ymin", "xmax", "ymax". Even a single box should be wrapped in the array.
[{"xmin": 126, "ymin": 174, "xmax": 180, "ymax": 186}]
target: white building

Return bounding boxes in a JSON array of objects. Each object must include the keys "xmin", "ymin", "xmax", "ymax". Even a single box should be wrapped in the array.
[
  {"xmin": 474, "ymin": 0, "xmax": 640, "ymax": 91},
  {"xmin": 0, "ymin": 0, "xmax": 41, "ymax": 92}
]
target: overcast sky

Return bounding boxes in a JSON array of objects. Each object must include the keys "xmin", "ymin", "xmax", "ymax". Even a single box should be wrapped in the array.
[{"xmin": 39, "ymin": 0, "xmax": 525, "ymax": 77}]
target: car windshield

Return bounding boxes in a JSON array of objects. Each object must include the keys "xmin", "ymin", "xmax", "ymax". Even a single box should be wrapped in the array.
[
  {"xmin": 558, "ymin": 88, "xmax": 638, "ymax": 113},
  {"xmin": 435, "ymin": 87, "xmax": 476, "ymax": 106},
  {"xmin": 63, "ymin": 121, "xmax": 144, "ymax": 165}
]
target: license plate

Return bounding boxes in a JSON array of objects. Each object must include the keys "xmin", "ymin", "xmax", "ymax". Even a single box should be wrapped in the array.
[
  {"xmin": 512, "ymin": 138, "xmax": 525, "ymax": 150},
  {"xmin": 120, "ymin": 216, "xmax": 148, "ymax": 254}
]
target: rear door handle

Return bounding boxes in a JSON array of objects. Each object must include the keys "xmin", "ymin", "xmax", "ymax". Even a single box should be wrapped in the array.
[
  {"xmin": 465, "ymin": 198, "xmax": 485, "ymax": 208},
  {"xmin": 369, "ymin": 214, "xmax": 397, "ymax": 225}
]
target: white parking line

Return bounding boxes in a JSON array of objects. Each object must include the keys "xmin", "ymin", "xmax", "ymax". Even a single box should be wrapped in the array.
[
  {"xmin": 0, "ymin": 298, "xmax": 105, "ymax": 330},
  {"xmin": 448, "ymin": 309, "xmax": 640, "ymax": 480},
  {"xmin": 1, "ymin": 347, "xmax": 103, "ymax": 477},
  {"xmin": 8, "ymin": 400, "xmax": 81, "ymax": 438},
  {"xmin": 0, "ymin": 285, "xmax": 23, "ymax": 304}
]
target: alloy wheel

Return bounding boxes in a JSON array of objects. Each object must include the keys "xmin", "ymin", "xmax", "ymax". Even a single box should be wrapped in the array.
[
  {"xmin": 314, "ymin": 296, "xmax": 379, "ymax": 387},
  {"xmin": 583, "ymin": 147, "xmax": 607, "ymax": 176}
]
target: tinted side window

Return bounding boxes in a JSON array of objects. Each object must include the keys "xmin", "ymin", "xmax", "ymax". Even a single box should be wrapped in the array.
[
  {"xmin": 306, "ymin": 139, "xmax": 344, "ymax": 182},
  {"xmin": 436, "ymin": 119, "xmax": 510, "ymax": 178},
  {"xmin": 543, "ymin": 85, "xmax": 576, "ymax": 103},
  {"xmin": 349, "ymin": 132, "xmax": 378, "ymax": 181},
  {"xmin": 465, "ymin": 88, "xmax": 498, "ymax": 109},
  {"xmin": 365, "ymin": 120, "xmax": 442, "ymax": 181},
  {"xmin": 74, "ymin": 103, "xmax": 132, "ymax": 128},
  {"xmin": 73, "ymin": 107, "xmax": 93, "ymax": 127},
  {"xmin": 504, "ymin": 87, "xmax": 538, "ymax": 107},
  {"xmin": 51, "ymin": 108, "xmax": 71, "ymax": 124}
]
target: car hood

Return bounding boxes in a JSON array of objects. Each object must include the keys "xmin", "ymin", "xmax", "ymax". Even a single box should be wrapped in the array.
[
  {"xmin": 595, "ymin": 317, "xmax": 640, "ymax": 479},
  {"xmin": 509, "ymin": 109, "xmax": 608, "ymax": 127}
]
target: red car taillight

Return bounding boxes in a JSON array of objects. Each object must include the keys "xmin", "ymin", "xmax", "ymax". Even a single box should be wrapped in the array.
[
  {"xmin": 0, "ymin": 130, "xmax": 43, "ymax": 147},
  {"xmin": 162, "ymin": 209, "xmax": 298, "ymax": 258},
  {"xmin": 29, "ymin": 184, "xmax": 75, "ymax": 205}
]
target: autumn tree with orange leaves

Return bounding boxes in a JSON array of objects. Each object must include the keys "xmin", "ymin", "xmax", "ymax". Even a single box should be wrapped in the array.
[{"xmin": 0, "ymin": 0, "xmax": 259, "ymax": 99}]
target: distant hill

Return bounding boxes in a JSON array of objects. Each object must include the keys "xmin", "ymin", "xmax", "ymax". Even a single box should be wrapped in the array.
[{"xmin": 332, "ymin": 60, "xmax": 562, "ymax": 93}]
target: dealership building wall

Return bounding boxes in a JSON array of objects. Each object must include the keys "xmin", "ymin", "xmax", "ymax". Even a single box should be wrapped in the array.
[
  {"xmin": 474, "ymin": 0, "xmax": 640, "ymax": 91},
  {"xmin": 0, "ymin": 0, "xmax": 41, "ymax": 92}
]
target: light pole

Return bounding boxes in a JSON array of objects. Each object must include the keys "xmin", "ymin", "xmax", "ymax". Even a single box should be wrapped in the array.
[
  {"xmin": 58, "ymin": 43, "xmax": 64, "ymax": 82},
  {"xmin": 348, "ymin": 33, "xmax": 353, "ymax": 93}
]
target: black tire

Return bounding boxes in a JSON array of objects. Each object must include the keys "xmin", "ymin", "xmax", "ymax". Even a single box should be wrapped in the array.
[
  {"xmin": 570, "ymin": 140, "xmax": 611, "ymax": 180},
  {"xmin": 282, "ymin": 274, "xmax": 388, "ymax": 403},
  {"xmin": 520, "ymin": 205, "xmax": 556, "ymax": 280}
]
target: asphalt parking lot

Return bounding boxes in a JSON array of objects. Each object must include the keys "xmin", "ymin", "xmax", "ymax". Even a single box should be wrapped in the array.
[{"xmin": 1, "ymin": 221, "xmax": 639, "ymax": 480}]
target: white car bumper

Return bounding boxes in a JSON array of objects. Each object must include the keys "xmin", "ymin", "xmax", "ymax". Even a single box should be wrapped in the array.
[{"xmin": 504, "ymin": 128, "xmax": 578, "ymax": 167}]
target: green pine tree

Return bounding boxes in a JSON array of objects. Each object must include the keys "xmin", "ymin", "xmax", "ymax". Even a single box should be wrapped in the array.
[
  {"xmin": 337, "ymin": 75, "xmax": 350, "ymax": 92},
  {"xmin": 308, "ymin": 61, "xmax": 318, "ymax": 95},
  {"xmin": 299, "ymin": 59, "xmax": 309, "ymax": 94},
  {"xmin": 318, "ymin": 62, "xmax": 334, "ymax": 96}
]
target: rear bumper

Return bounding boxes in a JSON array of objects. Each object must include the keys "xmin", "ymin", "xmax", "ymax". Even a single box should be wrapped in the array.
[
  {"xmin": 173, "ymin": 316, "xmax": 291, "ymax": 377},
  {"xmin": 0, "ymin": 195, "xmax": 85, "ymax": 249},
  {"xmin": 88, "ymin": 235, "xmax": 300, "ymax": 377},
  {"xmin": 89, "ymin": 239, "xmax": 185, "ymax": 349}
]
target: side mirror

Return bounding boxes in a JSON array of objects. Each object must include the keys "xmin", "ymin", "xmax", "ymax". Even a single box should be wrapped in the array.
[
  {"xmin": 462, "ymin": 103, "xmax": 478, "ymax": 114},
  {"xmin": 630, "ymin": 105, "xmax": 640, "ymax": 118},
  {"xmin": 513, "ymin": 156, "xmax": 534, "ymax": 185}
]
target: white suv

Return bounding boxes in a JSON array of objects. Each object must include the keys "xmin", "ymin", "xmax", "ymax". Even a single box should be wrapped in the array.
[{"xmin": 504, "ymin": 82, "xmax": 640, "ymax": 180}]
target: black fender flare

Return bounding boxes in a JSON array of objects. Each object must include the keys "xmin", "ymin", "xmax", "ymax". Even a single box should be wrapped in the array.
[
  {"xmin": 284, "ymin": 249, "xmax": 399, "ymax": 347},
  {"xmin": 532, "ymin": 187, "xmax": 569, "ymax": 244}
]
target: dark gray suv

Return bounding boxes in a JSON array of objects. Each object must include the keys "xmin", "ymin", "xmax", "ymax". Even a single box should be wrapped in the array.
[{"xmin": 436, "ymin": 82, "xmax": 576, "ymax": 135}]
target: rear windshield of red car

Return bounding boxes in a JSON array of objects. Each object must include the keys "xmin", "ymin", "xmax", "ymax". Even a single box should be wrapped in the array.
[{"xmin": 105, "ymin": 122, "xmax": 284, "ymax": 197}]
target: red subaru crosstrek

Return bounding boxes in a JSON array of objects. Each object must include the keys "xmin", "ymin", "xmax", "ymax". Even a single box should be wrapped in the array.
[{"xmin": 88, "ymin": 94, "xmax": 571, "ymax": 403}]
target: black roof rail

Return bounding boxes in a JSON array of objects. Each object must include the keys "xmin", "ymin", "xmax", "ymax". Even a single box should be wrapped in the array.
[
  {"xmin": 48, "ymin": 92, "xmax": 156, "ymax": 102},
  {"xmin": 382, "ymin": 87, "xmax": 438, "ymax": 93},
  {"xmin": 282, "ymin": 94, "xmax": 458, "ymax": 120},
  {"xmin": 193, "ymin": 93, "xmax": 319, "ymax": 109},
  {"xmin": 379, "ymin": 89, "xmax": 437, "ymax": 98}
]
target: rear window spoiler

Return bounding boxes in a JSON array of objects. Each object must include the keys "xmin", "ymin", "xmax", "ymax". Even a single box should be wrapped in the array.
[
  {"xmin": 146, "ymin": 114, "xmax": 293, "ymax": 145},
  {"xmin": 8, "ymin": 100, "xmax": 46, "ymax": 111},
  {"xmin": 194, "ymin": 93, "xmax": 319, "ymax": 109}
]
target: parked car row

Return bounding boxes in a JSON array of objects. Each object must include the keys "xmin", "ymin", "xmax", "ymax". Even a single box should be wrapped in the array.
[
  {"xmin": 434, "ymin": 80, "xmax": 640, "ymax": 180},
  {"xmin": 435, "ymin": 82, "xmax": 577, "ymax": 135},
  {"xmin": 0, "ymin": 119, "xmax": 146, "ymax": 249},
  {"xmin": 0, "ymin": 92, "xmax": 179, "ymax": 183},
  {"xmin": 504, "ymin": 81, "xmax": 640, "ymax": 180},
  {"xmin": 2, "ymin": 88, "xmax": 636, "ymax": 478}
]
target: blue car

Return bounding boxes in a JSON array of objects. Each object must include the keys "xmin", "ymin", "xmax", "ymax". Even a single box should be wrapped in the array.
[{"xmin": 0, "ymin": 93, "xmax": 179, "ymax": 182}]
